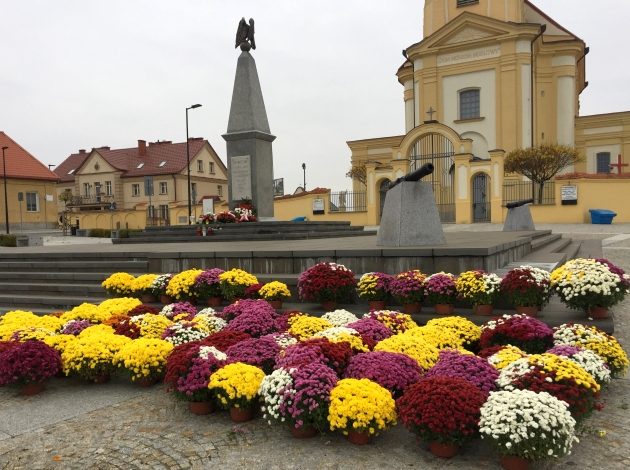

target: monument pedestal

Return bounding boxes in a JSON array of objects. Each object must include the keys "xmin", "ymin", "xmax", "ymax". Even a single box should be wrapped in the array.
[
  {"xmin": 503, "ymin": 205, "xmax": 535, "ymax": 231},
  {"xmin": 376, "ymin": 181, "xmax": 446, "ymax": 246}
]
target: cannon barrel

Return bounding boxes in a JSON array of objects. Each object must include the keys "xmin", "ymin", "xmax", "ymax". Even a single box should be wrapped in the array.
[
  {"xmin": 505, "ymin": 198, "xmax": 534, "ymax": 209},
  {"xmin": 388, "ymin": 163, "xmax": 435, "ymax": 189}
]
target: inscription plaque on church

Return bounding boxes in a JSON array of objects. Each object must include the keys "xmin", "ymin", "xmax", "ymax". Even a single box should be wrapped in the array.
[{"xmin": 230, "ymin": 155, "xmax": 252, "ymax": 201}]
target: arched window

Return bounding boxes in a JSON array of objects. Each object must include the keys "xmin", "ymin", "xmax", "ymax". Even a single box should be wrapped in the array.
[{"xmin": 459, "ymin": 88, "xmax": 480, "ymax": 120}]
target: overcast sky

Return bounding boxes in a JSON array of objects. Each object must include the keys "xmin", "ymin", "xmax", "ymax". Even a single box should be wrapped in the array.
[{"xmin": 1, "ymin": 1, "xmax": 629, "ymax": 193}]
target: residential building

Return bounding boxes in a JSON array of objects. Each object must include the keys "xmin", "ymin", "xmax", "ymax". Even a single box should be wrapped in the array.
[
  {"xmin": 54, "ymin": 138, "xmax": 227, "ymax": 229},
  {"xmin": 0, "ymin": 131, "xmax": 59, "ymax": 230}
]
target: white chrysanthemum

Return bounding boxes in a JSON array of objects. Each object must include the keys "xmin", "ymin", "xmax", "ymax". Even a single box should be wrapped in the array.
[
  {"xmin": 553, "ymin": 323, "xmax": 608, "ymax": 346},
  {"xmin": 198, "ymin": 345, "xmax": 227, "ymax": 361},
  {"xmin": 314, "ymin": 326, "xmax": 360, "ymax": 340},
  {"xmin": 496, "ymin": 357, "xmax": 534, "ymax": 389},
  {"xmin": 193, "ymin": 313, "xmax": 227, "ymax": 333},
  {"xmin": 258, "ymin": 367, "xmax": 294, "ymax": 423},
  {"xmin": 568, "ymin": 349, "xmax": 611, "ymax": 385},
  {"xmin": 196, "ymin": 307, "xmax": 217, "ymax": 316},
  {"xmin": 321, "ymin": 309, "xmax": 359, "ymax": 326},
  {"xmin": 269, "ymin": 332, "xmax": 298, "ymax": 349}
]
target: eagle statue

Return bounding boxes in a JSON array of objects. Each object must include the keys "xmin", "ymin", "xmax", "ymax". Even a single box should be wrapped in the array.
[{"xmin": 235, "ymin": 17, "xmax": 256, "ymax": 51}]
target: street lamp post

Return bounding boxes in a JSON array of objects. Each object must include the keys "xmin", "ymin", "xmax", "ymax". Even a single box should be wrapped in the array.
[
  {"xmin": 1, "ymin": 146, "xmax": 9, "ymax": 234},
  {"xmin": 301, "ymin": 162, "xmax": 306, "ymax": 191},
  {"xmin": 186, "ymin": 103, "xmax": 202, "ymax": 224}
]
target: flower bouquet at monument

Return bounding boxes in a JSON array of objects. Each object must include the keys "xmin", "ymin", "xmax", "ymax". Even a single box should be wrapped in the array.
[
  {"xmin": 356, "ymin": 272, "xmax": 393, "ymax": 309},
  {"xmin": 297, "ymin": 262, "xmax": 356, "ymax": 308},
  {"xmin": 551, "ymin": 258, "xmax": 630, "ymax": 318},
  {"xmin": 479, "ymin": 390, "xmax": 578, "ymax": 467},
  {"xmin": 500, "ymin": 265, "xmax": 551, "ymax": 314},
  {"xmin": 0, "ymin": 340, "xmax": 62, "ymax": 395},
  {"xmin": 215, "ymin": 210, "xmax": 238, "ymax": 223},
  {"xmin": 219, "ymin": 268, "xmax": 259, "ymax": 301},
  {"xmin": 328, "ymin": 378, "xmax": 397, "ymax": 444},
  {"xmin": 114, "ymin": 338, "xmax": 174, "ymax": 385},
  {"xmin": 455, "ymin": 270, "xmax": 501, "ymax": 315},
  {"xmin": 234, "ymin": 207, "xmax": 257, "ymax": 222},
  {"xmin": 396, "ymin": 376, "xmax": 487, "ymax": 458},
  {"xmin": 423, "ymin": 272, "xmax": 458, "ymax": 314},
  {"xmin": 198, "ymin": 213, "xmax": 215, "ymax": 224},
  {"xmin": 101, "ymin": 272, "xmax": 136, "ymax": 297}
]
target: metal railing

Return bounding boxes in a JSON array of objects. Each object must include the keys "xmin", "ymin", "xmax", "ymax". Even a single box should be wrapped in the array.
[
  {"xmin": 66, "ymin": 195, "xmax": 115, "ymax": 207},
  {"xmin": 328, "ymin": 191, "xmax": 367, "ymax": 212},
  {"xmin": 146, "ymin": 215, "xmax": 170, "ymax": 227},
  {"xmin": 503, "ymin": 181, "xmax": 555, "ymax": 205}
]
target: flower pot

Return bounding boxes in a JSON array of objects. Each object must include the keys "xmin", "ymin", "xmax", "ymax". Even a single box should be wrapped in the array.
[
  {"xmin": 206, "ymin": 296, "xmax": 223, "ymax": 307},
  {"xmin": 588, "ymin": 306, "xmax": 609, "ymax": 319},
  {"xmin": 229, "ymin": 406, "xmax": 254, "ymax": 423},
  {"xmin": 515, "ymin": 305, "xmax": 538, "ymax": 317},
  {"xmin": 434, "ymin": 303, "xmax": 454, "ymax": 315},
  {"xmin": 188, "ymin": 401, "xmax": 215, "ymax": 415},
  {"xmin": 402, "ymin": 302, "xmax": 421, "ymax": 315},
  {"xmin": 500, "ymin": 455, "xmax": 531, "ymax": 470},
  {"xmin": 290, "ymin": 424, "xmax": 318, "ymax": 439},
  {"xmin": 368, "ymin": 300, "xmax": 386, "ymax": 311},
  {"xmin": 474, "ymin": 304, "xmax": 494, "ymax": 315},
  {"xmin": 321, "ymin": 300, "xmax": 338, "ymax": 311},
  {"xmin": 159, "ymin": 295, "xmax": 173, "ymax": 304},
  {"xmin": 346, "ymin": 430, "xmax": 371, "ymax": 445},
  {"xmin": 91, "ymin": 374, "xmax": 111, "ymax": 384},
  {"xmin": 20, "ymin": 382, "xmax": 45, "ymax": 396},
  {"xmin": 428, "ymin": 441, "xmax": 459, "ymax": 459},
  {"xmin": 141, "ymin": 294, "xmax": 157, "ymax": 304},
  {"xmin": 269, "ymin": 300, "xmax": 283, "ymax": 310},
  {"xmin": 135, "ymin": 376, "xmax": 159, "ymax": 387}
]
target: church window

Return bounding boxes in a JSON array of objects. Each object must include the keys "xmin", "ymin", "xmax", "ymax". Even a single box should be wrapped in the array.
[
  {"xmin": 596, "ymin": 152, "xmax": 611, "ymax": 173},
  {"xmin": 457, "ymin": 0, "xmax": 479, "ymax": 7},
  {"xmin": 459, "ymin": 88, "xmax": 480, "ymax": 120}
]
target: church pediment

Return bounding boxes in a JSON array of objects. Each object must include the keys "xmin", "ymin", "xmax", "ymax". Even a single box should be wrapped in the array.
[{"xmin": 408, "ymin": 12, "xmax": 537, "ymax": 55}]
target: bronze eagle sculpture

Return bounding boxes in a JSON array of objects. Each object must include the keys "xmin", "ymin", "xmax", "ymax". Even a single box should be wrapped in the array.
[{"xmin": 235, "ymin": 17, "xmax": 256, "ymax": 51}]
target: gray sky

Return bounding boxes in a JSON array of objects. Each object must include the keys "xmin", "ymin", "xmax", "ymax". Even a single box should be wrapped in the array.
[{"xmin": 1, "ymin": 1, "xmax": 629, "ymax": 193}]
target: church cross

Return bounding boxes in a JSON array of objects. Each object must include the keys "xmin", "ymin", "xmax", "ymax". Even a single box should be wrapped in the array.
[
  {"xmin": 426, "ymin": 106, "xmax": 436, "ymax": 121},
  {"xmin": 610, "ymin": 154, "xmax": 628, "ymax": 175}
]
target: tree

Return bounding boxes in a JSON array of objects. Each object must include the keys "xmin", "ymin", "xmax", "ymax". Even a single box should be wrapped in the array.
[
  {"xmin": 345, "ymin": 164, "xmax": 367, "ymax": 188},
  {"xmin": 504, "ymin": 144, "xmax": 582, "ymax": 203}
]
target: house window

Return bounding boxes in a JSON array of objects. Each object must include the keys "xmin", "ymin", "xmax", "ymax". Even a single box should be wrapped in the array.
[
  {"xmin": 26, "ymin": 192, "xmax": 39, "ymax": 212},
  {"xmin": 191, "ymin": 183, "xmax": 197, "ymax": 202},
  {"xmin": 459, "ymin": 88, "xmax": 480, "ymax": 120},
  {"xmin": 457, "ymin": 0, "xmax": 479, "ymax": 7},
  {"xmin": 132, "ymin": 183, "xmax": 140, "ymax": 197},
  {"xmin": 596, "ymin": 152, "xmax": 611, "ymax": 174},
  {"xmin": 83, "ymin": 183, "xmax": 92, "ymax": 197},
  {"xmin": 218, "ymin": 185, "xmax": 223, "ymax": 197},
  {"xmin": 105, "ymin": 181, "xmax": 112, "ymax": 196},
  {"xmin": 159, "ymin": 181, "xmax": 168, "ymax": 195},
  {"xmin": 197, "ymin": 160, "xmax": 203, "ymax": 172},
  {"xmin": 209, "ymin": 162, "xmax": 215, "ymax": 174},
  {"xmin": 159, "ymin": 204, "xmax": 170, "ymax": 222}
]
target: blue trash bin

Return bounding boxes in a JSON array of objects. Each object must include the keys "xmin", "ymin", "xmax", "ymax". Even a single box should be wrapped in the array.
[{"xmin": 589, "ymin": 209, "xmax": 617, "ymax": 224}]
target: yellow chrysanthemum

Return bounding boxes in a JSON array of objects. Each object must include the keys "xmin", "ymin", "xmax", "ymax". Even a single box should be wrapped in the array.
[
  {"xmin": 101, "ymin": 272, "xmax": 136, "ymax": 296},
  {"xmin": 287, "ymin": 315, "xmax": 333, "ymax": 340},
  {"xmin": 374, "ymin": 333, "xmax": 439, "ymax": 370},
  {"xmin": 113, "ymin": 338, "xmax": 174, "ymax": 381},
  {"xmin": 131, "ymin": 274, "xmax": 159, "ymax": 294},
  {"xmin": 258, "ymin": 281, "xmax": 291, "ymax": 301},
  {"xmin": 208, "ymin": 362, "xmax": 265, "ymax": 407},
  {"xmin": 166, "ymin": 269, "xmax": 203, "ymax": 300}
]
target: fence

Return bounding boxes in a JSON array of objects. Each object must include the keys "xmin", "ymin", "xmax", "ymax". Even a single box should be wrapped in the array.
[
  {"xmin": 328, "ymin": 191, "xmax": 367, "ymax": 212},
  {"xmin": 502, "ymin": 181, "xmax": 555, "ymax": 205}
]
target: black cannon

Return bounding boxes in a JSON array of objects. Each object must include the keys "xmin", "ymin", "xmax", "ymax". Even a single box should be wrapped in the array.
[
  {"xmin": 505, "ymin": 198, "xmax": 534, "ymax": 209},
  {"xmin": 388, "ymin": 163, "xmax": 435, "ymax": 190}
]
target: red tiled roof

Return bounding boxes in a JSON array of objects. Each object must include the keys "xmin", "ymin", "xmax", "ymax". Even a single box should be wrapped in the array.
[
  {"xmin": 0, "ymin": 131, "xmax": 59, "ymax": 181},
  {"xmin": 556, "ymin": 172, "xmax": 630, "ymax": 180},
  {"xmin": 54, "ymin": 139, "xmax": 222, "ymax": 182}
]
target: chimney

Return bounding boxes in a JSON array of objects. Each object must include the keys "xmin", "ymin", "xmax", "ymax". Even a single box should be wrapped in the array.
[
  {"xmin": 79, "ymin": 149, "xmax": 86, "ymax": 154},
  {"xmin": 138, "ymin": 139, "xmax": 147, "ymax": 156}
]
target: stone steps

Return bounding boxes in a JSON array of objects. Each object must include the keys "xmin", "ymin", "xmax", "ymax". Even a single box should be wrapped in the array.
[{"xmin": 0, "ymin": 260, "xmax": 148, "ymax": 273}]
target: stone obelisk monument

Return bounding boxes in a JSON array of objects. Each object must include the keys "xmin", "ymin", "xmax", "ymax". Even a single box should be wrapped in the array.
[{"xmin": 222, "ymin": 17, "xmax": 276, "ymax": 219}]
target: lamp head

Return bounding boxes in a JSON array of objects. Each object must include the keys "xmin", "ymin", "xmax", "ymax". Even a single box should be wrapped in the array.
[
  {"xmin": 191, "ymin": 104, "xmax": 202, "ymax": 109},
  {"xmin": 302, "ymin": 163, "xmax": 306, "ymax": 170}
]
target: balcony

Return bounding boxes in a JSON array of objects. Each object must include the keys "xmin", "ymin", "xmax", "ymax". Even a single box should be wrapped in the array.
[{"xmin": 65, "ymin": 194, "xmax": 115, "ymax": 210}]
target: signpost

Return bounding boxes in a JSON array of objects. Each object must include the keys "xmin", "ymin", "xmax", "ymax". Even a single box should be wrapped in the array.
[{"xmin": 17, "ymin": 192, "xmax": 23, "ymax": 231}]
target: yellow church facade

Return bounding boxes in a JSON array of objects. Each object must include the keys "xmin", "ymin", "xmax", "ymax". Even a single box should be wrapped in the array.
[{"xmin": 347, "ymin": 0, "xmax": 630, "ymax": 224}]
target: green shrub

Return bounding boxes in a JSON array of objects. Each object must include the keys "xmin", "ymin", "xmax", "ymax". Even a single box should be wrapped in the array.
[
  {"xmin": 117, "ymin": 229, "xmax": 141, "ymax": 238},
  {"xmin": 0, "ymin": 235, "xmax": 17, "ymax": 247},
  {"xmin": 88, "ymin": 228, "xmax": 112, "ymax": 238}
]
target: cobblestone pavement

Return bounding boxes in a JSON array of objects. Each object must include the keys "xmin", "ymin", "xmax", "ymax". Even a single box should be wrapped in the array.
[{"xmin": 0, "ymin": 238, "xmax": 628, "ymax": 469}]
